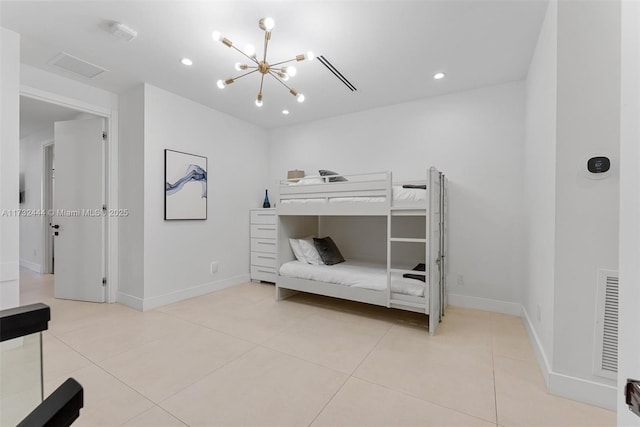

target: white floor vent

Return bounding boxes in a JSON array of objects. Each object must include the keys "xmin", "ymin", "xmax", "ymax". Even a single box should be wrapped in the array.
[{"xmin": 593, "ymin": 269, "xmax": 619, "ymax": 380}]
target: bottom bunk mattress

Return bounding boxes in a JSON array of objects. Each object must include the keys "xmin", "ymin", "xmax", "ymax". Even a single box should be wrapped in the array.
[{"xmin": 278, "ymin": 260, "xmax": 425, "ymax": 297}]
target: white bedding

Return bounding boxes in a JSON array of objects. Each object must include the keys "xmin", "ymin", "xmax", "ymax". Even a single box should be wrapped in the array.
[
  {"xmin": 278, "ymin": 260, "xmax": 425, "ymax": 297},
  {"xmin": 281, "ymin": 186, "xmax": 426, "ymax": 205}
]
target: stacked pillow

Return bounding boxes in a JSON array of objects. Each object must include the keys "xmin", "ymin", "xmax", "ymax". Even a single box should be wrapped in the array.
[{"xmin": 289, "ymin": 236, "xmax": 345, "ymax": 265}]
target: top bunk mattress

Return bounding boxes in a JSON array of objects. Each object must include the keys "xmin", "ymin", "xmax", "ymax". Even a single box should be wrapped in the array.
[
  {"xmin": 278, "ymin": 260, "xmax": 425, "ymax": 297},
  {"xmin": 280, "ymin": 185, "xmax": 426, "ymax": 205}
]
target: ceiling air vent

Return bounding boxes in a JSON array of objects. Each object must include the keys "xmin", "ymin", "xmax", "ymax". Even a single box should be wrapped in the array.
[
  {"xmin": 48, "ymin": 52, "xmax": 108, "ymax": 79},
  {"xmin": 317, "ymin": 55, "xmax": 357, "ymax": 92}
]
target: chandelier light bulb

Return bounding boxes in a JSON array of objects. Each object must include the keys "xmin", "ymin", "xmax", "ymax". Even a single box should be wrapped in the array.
[
  {"xmin": 433, "ymin": 72, "xmax": 446, "ymax": 80},
  {"xmin": 282, "ymin": 110, "xmax": 290, "ymax": 115},
  {"xmin": 286, "ymin": 66, "xmax": 297, "ymax": 77},
  {"xmin": 180, "ymin": 58, "xmax": 193, "ymax": 66},
  {"xmin": 297, "ymin": 93, "xmax": 305, "ymax": 103},
  {"xmin": 244, "ymin": 44, "xmax": 256, "ymax": 57},
  {"xmin": 212, "ymin": 31, "xmax": 221, "ymax": 42},
  {"xmin": 235, "ymin": 62, "xmax": 243, "ymax": 71},
  {"xmin": 281, "ymin": 73, "xmax": 290, "ymax": 81},
  {"xmin": 263, "ymin": 17, "xmax": 275, "ymax": 31},
  {"xmin": 216, "ymin": 79, "xmax": 226, "ymax": 89},
  {"xmin": 306, "ymin": 51, "xmax": 315, "ymax": 61},
  {"xmin": 255, "ymin": 99, "xmax": 263, "ymax": 107}
]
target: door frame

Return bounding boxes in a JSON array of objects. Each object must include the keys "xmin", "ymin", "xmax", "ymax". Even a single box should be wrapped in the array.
[
  {"xmin": 42, "ymin": 141, "xmax": 54, "ymax": 274},
  {"xmin": 21, "ymin": 85, "xmax": 119, "ymax": 303}
]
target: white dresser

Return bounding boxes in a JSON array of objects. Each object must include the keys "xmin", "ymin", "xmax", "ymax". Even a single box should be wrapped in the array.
[{"xmin": 250, "ymin": 208, "xmax": 277, "ymax": 283}]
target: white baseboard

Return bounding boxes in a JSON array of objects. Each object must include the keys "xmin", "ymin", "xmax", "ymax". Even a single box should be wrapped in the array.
[
  {"xmin": 521, "ymin": 305, "xmax": 616, "ymax": 411},
  {"xmin": 521, "ymin": 306, "xmax": 552, "ymax": 386},
  {"xmin": 549, "ymin": 371, "xmax": 616, "ymax": 411},
  {"xmin": 116, "ymin": 291, "xmax": 144, "ymax": 311},
  {"xmin": 447, "ymin": 293, "xmax": 521, "ymax": 316},
  {"xmin": 20, "ymin": 259, "xmax": 43, "ymax": 274},
  {"xmin": 117, "ymin": 274, "xmax": 251, "ymax": 311}
]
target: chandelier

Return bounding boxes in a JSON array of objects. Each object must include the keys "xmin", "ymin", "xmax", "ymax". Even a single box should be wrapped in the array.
[{"xmin": 212, "ymin": 17, "xmax": 314, "ymax": 107}]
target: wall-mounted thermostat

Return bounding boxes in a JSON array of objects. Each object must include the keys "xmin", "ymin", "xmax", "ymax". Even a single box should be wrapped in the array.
[
  {"xmin": 587, "ymin": 156, "xmax": 610, "ymax": 173},
  {"xmin": 585, "ymin": 156, "xmax": 612, "ymax": 180}
]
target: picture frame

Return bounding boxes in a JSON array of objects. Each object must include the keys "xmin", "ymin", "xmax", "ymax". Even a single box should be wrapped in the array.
[{"xmin": 164, "ymin": 149, "xmax": 208, "ymax": 220}]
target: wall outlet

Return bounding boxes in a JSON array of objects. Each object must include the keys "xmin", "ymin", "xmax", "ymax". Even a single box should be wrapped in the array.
[
  {"xmin": 210, "ymin": 261, "xmax": 219, "ymax": 275},
  {"xmin": 536, "ymin": 304, "xmax": 541, "ymax": 322},
  {"xmin": 457, "ymin": 273, "xmax": 464, "ymax": 286}
]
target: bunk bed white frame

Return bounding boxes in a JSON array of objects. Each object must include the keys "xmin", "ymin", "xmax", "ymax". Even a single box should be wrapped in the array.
[{"xmin": 275, "ymin": 167, "xmax": 447, "ymax": 335}]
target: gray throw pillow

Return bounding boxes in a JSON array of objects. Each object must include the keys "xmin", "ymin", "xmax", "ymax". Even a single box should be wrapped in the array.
[{"xmin": 313, "ymin": 236, "xmax": 345, "ymax": 265}]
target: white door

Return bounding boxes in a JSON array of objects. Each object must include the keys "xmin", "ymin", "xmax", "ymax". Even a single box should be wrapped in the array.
[{"xmin": 53, "ymin": 118, "xmax": 105, "ymax": 302}]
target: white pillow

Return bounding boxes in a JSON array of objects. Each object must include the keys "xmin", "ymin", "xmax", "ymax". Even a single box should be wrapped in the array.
[
  {"xmin": 294, "ymin": 177, "xmax": 325, "ymax": 185},
  {"xmin": 289, "ymin": 238, "xmax": 308, "ymax": 263},
  {"xmin": 298, "ymin": 237, "xmax": 324, "ymax": 265}
]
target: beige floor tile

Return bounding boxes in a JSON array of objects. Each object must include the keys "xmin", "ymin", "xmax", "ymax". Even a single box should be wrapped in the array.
[
  {"xmin": 42, "ymin": 332, "xmax": 93, "ymax": 384},
  {"xmin": 46, "ymin": 299, "xmax": 141, "ymax": 336},
  {"xmin": 312, "ymin": 377, "xmax": 496, "ymax": 427},
  {"xmin": 263, "ymin": 310, "xmax": 391, "ymax": 374},
  {"xmin": 494, "ymin": 356, "xmax": 615, "ymax": 427},
  {"xmin": 198, "ymin": 297, "xmax": 319, "ymax": 343},
  {"xmin": 44, "ymin": 364, "xmax": 154, "ymax": 427},
  {"xmin": 161, "ymin": 346, "xmax": 348, "ymax": 426},
  {"xmin": 122, "ymin": 406, "xmax": 187, "ymax": 426},
  {"xmin": 214, "ymin": 281, "xmax": 275, "ymax": 303},
  {"xmin": 355, "ymin": 326, "xmax": 497, "ymax": 423},
  {"xmin": 492, "ymin": 317, "xmax": 536, "ymax": 362},
  {"xmin": 99, "ymin": 324, "xmax": 254, "ymax": 403},
  {"xmin": 55, "ymin": 310, "xmax": 194, "ymax": 362}
]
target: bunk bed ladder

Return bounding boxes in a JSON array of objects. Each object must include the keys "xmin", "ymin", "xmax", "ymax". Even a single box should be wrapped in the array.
[{"xmin": 428, "ymin": 167, "xmax": 442, "ymax": 334}]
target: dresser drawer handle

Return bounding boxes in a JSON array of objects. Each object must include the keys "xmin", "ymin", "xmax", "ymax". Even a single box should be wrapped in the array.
[
  {"xmin": 257, "ymin": 227, "xmax": 275, "ymax": 231},
  {"xmin": 257, "ymin": 255, "xmax": 275, "ymax": 260},
  {"xmin": 257, "ymin": 242, "xmax": 275, "ymax": 246},
  {"xmin": 257, "ymin": 269, "xmax": 273, "ymax": 274}
]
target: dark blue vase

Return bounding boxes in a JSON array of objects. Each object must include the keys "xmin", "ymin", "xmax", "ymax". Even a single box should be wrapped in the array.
[{"xmin": 263, "ymin": 189, "xmax": 271, "ymax": 208}]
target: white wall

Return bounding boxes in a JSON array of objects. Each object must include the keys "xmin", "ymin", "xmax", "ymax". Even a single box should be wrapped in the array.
[
  {"xmin": 522, "ymin": 0, "xmax": 557, "ymax": 376},
  {"xmin": 552, "ymin": 0, "xmax": 620, "ymax": 402},
  {"xmin": 617, "ymin": 0, "xmax": 640, "ymax": 424},
  {"xmin": 118, "ymin": 84, "xmax": 270, "ymax": 310},
  {"xmin": 0, "ymin": 27, "xmax": 21, "ymax": 309},
  {"xmin": 19, "ymin": 127, "xmax": 53, "ymax": 273},
  {"xmin": 118, "ymin": 85, "xmax": 145, "ymax": 301},
  {"xmin": 268, "ymin": 82, "xmax": 526, "ymax": 311}
]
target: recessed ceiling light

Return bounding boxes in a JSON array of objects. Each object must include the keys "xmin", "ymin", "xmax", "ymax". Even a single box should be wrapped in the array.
[
  {"xmin": 180, "ymin": 58, "xmax": 193, "ymax": 66},
  {"xmin": 282, "ymin": 110, "xmax": 290, "ymax": 115},
  {"xmin": 433, "ymin": 72, "xmax": 445, "ymax": 80}
]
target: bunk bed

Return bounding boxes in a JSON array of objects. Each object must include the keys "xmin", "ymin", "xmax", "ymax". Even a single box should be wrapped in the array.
[{"xmin": 275, "ymin": 168, "xmax": 447, "ymax": 335}]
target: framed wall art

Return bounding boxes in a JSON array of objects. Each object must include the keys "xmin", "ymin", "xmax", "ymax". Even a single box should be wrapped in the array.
[{"xmin": 164, "ymin": 149, "xmax": 207, "ymax": 220}]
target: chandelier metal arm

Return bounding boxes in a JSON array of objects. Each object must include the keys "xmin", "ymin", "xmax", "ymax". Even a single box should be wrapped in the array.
[
  {"xmin": 262, "ymin": 31, "xmax": 270, "ymax": 63},
  {"xmin": 230, "ymin": 44, "xmax": 259, "ymax": 64},
  {"xmin": 269, "ymin": 57, "xmax": 299, "ymax": 68},
  {"xmin": 228, "ymin": 68, "xmax": 261, "ymax": 81},
  {"xmin": 268, "ymin": 70, "xmax": 294, "ymax": 91}
]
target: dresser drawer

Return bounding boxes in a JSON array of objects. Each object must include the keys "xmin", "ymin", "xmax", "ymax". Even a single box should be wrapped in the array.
[
  {"xmin": 250, "ymin": 210, "xmax": 276, "ymax": 225},
  {"xmin": 251, "ymin": 265, "xmax": 276, "ymax": 283},
  {"xmin": 251, "ymin": 238, "xmax": 276, "ymax": 253},
  {"xmin": 251, "ymin": 224, "xmax": 276, "ymax": 239},
  {"xmin": 251, "ymin": 252, "xmax": 277, "ymax": 268}
]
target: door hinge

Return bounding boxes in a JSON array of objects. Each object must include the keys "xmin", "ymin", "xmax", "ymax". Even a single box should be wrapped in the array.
[
  {"xmin": 102, "ymin": 277, "xmax": 107, "ymax": 286},
  {"xmin": 102, "ymin": 131, "xmax": 107, "ymax": 141}
]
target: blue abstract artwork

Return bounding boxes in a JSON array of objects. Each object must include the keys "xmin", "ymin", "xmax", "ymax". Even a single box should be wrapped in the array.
[{"xmin": 164, "ymin": 149, "xmax": 208, "ymax": 220}]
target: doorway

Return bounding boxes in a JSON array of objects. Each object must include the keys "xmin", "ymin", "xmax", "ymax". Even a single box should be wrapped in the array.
[{"xmin": 19, "ymin": 95, "xmax": 108, "ymax": 302}]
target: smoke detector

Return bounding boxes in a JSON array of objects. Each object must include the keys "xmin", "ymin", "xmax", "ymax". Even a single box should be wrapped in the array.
[{"xmin": 108, "ymin": 22, "xmax": 138, "ymax": 42}]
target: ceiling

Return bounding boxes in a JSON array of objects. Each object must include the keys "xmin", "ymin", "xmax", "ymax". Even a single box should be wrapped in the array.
[{"xmin": 1, "ymin": 1, "xmax": 548, "ymax": 129}]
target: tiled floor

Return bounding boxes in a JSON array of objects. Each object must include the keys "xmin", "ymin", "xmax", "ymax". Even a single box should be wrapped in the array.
[{"xmin": 16, "ymin": 269, "xmax": 614, "ymax": 426}]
